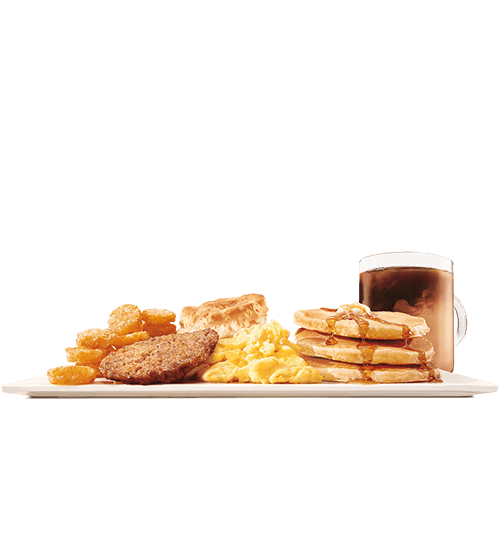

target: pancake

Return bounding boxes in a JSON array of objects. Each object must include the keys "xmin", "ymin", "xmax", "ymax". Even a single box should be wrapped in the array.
[
  {"xmin": 293, "ymin": 303, "xmax": 429, "ymax": 340},
  {"xmin": 294, "ymin": 328, "xmax": 434, "ymax": 365},
  {"xmin": 302, "ymin": 355, "xmax": 441, "ymax": 384}
]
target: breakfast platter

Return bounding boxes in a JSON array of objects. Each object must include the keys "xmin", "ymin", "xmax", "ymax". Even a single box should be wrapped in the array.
[
  {"xmin": 2, "ymin": 371, "xmax": 497, "ymax": 398},
  {"xmin": 2, "ymin": 293, "xmax": 498, "ymax": 399}
]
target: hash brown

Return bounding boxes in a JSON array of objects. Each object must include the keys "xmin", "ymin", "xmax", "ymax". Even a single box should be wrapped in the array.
[{"xmin": 100, "ymin": 328, "xmax": 219, "ymax": 385}]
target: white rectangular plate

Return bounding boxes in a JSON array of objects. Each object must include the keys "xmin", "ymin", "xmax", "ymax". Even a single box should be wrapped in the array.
[{"xmin": 2, "ymin": 371, "xmax": 497, "ymax": 398}]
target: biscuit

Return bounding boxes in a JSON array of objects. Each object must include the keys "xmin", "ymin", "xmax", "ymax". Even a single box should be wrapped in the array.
[{"xmin": 179, "ymin": 293, "xmax": 268, "ymax": 338}]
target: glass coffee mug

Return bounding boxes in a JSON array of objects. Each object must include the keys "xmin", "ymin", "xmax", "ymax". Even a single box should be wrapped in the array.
[{"xmin": 359, "ymin": 252, "xmax": 467, "ymax": 372}]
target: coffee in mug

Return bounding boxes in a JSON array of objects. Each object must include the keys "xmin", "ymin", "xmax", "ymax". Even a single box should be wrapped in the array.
[{"xmin": 359, "ymin": 252, "xmax": 467, "ymax": 372}]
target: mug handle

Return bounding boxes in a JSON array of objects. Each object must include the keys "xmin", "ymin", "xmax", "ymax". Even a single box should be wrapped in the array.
[{"xmin": 454, "ymin": 295, "xmax": 467, "ymax": 347}]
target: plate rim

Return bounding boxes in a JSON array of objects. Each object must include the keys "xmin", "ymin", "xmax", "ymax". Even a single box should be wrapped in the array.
[{"xmin": 2, "ymin": 372, "xmax": 498, "ymax": 398}]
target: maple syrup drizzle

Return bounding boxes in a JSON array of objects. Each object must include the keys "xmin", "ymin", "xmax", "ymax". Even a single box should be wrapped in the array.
[
  {"xmin": 325, "ymin": 334, "xmax": 338, "ymax": 346},
  {"xmin": 322, "ymin": 308, "xmax": 339, "ymax": 345},
  {"xmin": 321, "ymin": 306, "xmax": 437, "ymax": 382}
]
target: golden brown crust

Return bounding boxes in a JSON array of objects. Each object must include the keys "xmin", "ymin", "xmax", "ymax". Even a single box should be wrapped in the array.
[
  {"xmin": 108, "ymin": 304, "xmax": 143, "ymax": 336},
  {"xmin": 179, "ymin": 293, "xmax": 268, "ymax": 338},
  {"xmin": 294, "ymin": 328, "xmax": 434, "ymax": 365},
  {"xmin": 47, "ymin": 365, "xmax": 98, "ymax": 385},
  {"xmin": 301, "ymin": 355, "xmax": 441, "ymax": 384},
  {"xmin": 141, "ymin": 309, "xmax": 176, "ymax": 325},
  {"xmin": 293, "ymin": 308, "xmax": 429, "ymax": 339}
]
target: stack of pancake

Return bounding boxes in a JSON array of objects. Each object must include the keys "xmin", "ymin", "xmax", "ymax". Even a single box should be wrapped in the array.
[{"xmin": 293, "ymin": 303, "xmax": 441, "ymax": 384}]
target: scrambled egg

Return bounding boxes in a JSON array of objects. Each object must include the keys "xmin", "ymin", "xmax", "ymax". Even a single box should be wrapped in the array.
[{"xmin": 200, "ymin": 320, "xmax": 323, "ymax": 384}]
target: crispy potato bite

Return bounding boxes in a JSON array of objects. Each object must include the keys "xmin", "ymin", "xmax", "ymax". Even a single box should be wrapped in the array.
[
  {"xmin": 47, "ymin": 365, "xmax": 98, "ymax": 385},
  {"xmin": 72, "ymin": 362, "xmax": 104, "ymax": 376},
  {"xmin": 65, "ymin": 347, "xmax": 106, "ymax": 365},
  {"xmin": 142, "ymin": 322, "xmax": 176, "ymax": 337},
  {"xmin": 111, "ymin": 331, "xmax": 150, "ymax": 348},
  {"xmin": 50, "ymin": 304, "xmax": 178, "ymax": 385},
  {"xmin": 76, "ymin": 328, "xmax": 115, "ymax": 349},
  {"xmin": 141, "ymin": 308, "xmax": 176, "ymax": 325},
  {"xmin": 108, "ymin": 304, "xmax": 143, "ymax": 336}
]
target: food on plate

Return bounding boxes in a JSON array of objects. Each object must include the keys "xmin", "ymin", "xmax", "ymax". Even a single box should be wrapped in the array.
[
  {"xmin": 195, "ymin": 320, "xmax": 322, "ymax": 384},
  {"xmin": 110, "ymin": 331, "xmax": 151, "ymax": 348},
  {"xmin": 293, "ymin": 302, "xmax": 430, "ymax": 340},
  {"xmin": 76, "ymin": 328, "xmax": 116, "ymax": 349},
  {"xmin": 179, "ymin": 293, "xmax": 268, "ymax": 338},
  {"xmin": 302, "ymin": 356, "xmax": 440, "ymax": 384},
  {"xmin": 141, "ymin": 308, "xmax": 176, "ymax": 325},
  {"xmin": 142, "ymin": 309, "xmax": 177, "ymax": 337},
  {"xmin": 48, "ymin": 304, "xmax": 178, "ymax": 385},
  {"xmin": 46, "ymin": 300, "xmax": 440, "ymax": 387},
  {"xmin": 293, "ymin": 302, "xmax": 441, "ymax": 384},
  {"xmin": 77, "ymin": 362, "xmax": 104, "ymax": 379},
  {"xmin": 47, "ymin": 365, "xmax": 99, "ymax": 385},
  {"xmin": 100, "ymin": 328, "xmax": 219, "ymax": 385},
  {"xmin": 65, "ymin": 346, "xmax": 107, "ymax": 365},
  {"xmin": 143, "ymin": 321, "xmax": 177, "ymax": 337},
  {"xmin": 108, "ymin": 304, "xmax": 143, "ymax": 336},
  {"xmin": 295, "ymin": 329, "xmax": 434, "ymax": 365}
]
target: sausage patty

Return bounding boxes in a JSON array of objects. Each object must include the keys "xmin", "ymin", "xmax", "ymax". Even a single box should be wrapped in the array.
[{"xmin": 100, "ymin": 328, "xmax": 219, "ymax": 385}]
